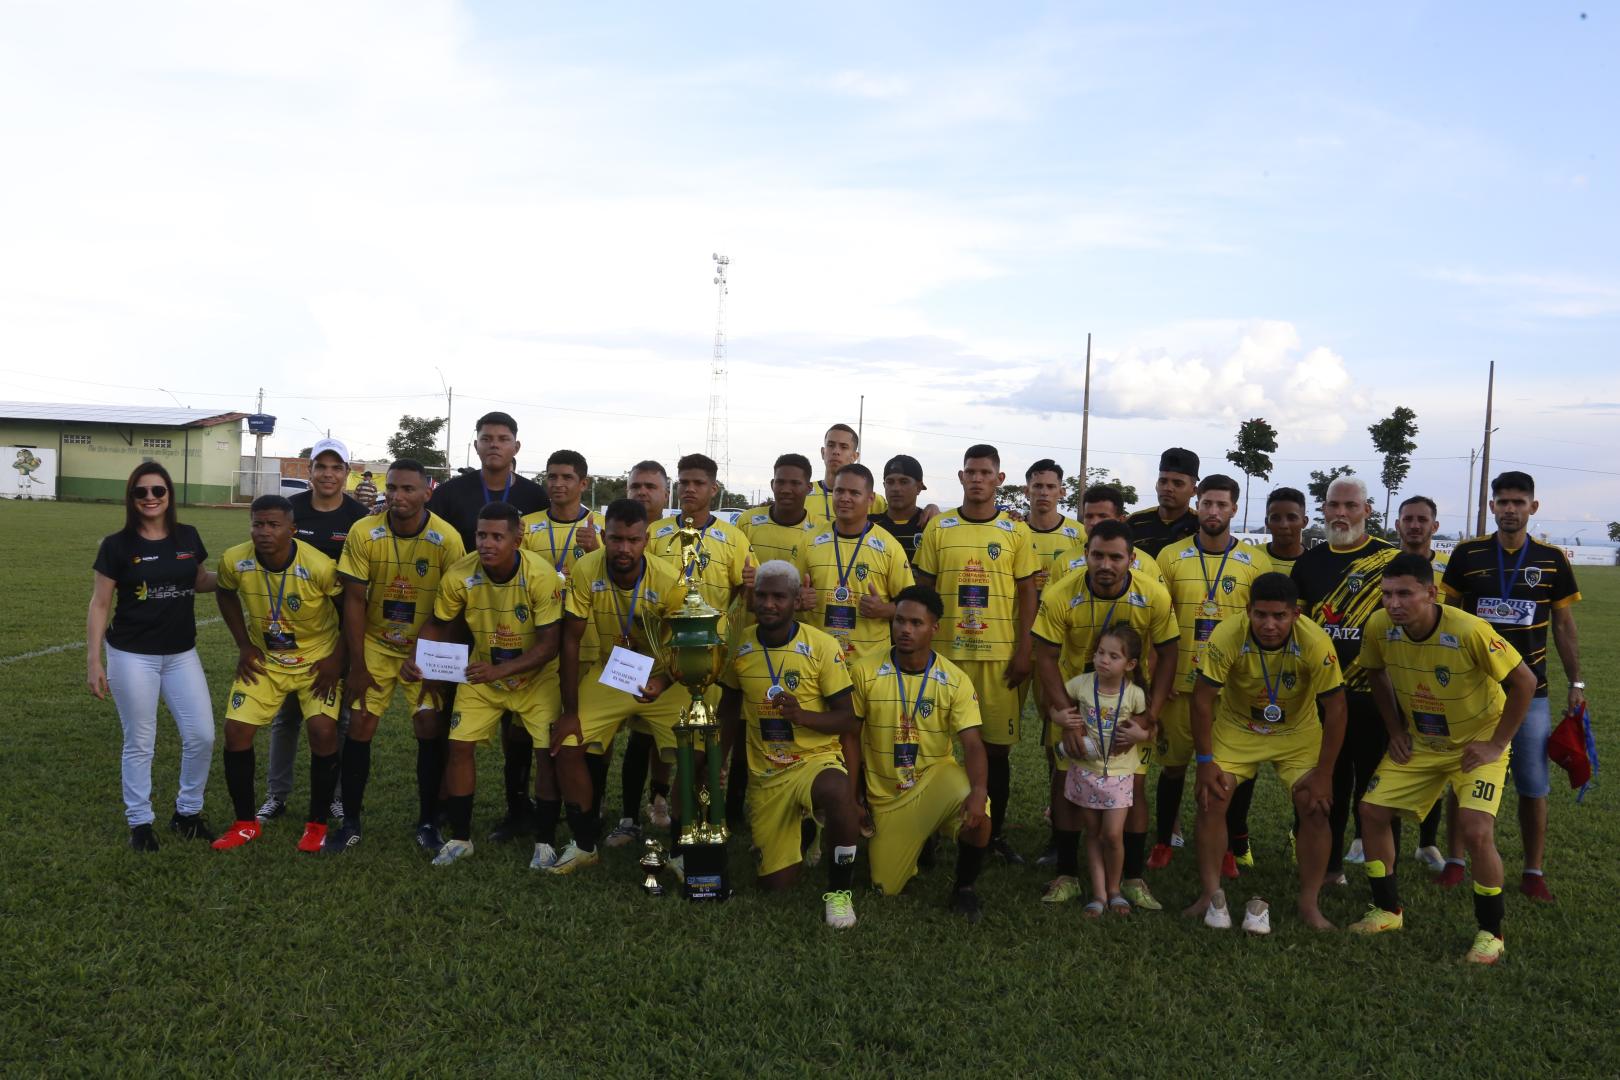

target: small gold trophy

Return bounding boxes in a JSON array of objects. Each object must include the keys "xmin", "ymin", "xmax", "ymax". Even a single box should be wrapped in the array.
[
  {"xmin": 661, "ymin": 515, "xmax": 732, "ymax": 901},
  {"xmin": 640, "ymin": 838, "xmax": 667, "ymax": 898}
]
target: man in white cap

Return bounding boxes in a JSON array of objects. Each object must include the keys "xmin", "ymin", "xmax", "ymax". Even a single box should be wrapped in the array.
[{"xmin": 257, "ymin": 438, "xmax": 372, "ymax": 823}]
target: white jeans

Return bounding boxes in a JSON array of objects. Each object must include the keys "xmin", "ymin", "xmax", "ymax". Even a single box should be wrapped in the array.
[{"xmin": 105, "ymin": 645, "xmax": 215, "ymax": 826}]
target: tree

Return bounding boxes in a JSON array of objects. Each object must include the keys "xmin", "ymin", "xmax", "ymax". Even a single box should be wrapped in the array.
[
  {"xmin": 1061, "ymin": 468, "xmax": 1140, "ymax": 513},
  {"xmin": 1368, "ymin": 406, "xmax": 1419, "ymax": 527},
  {"xmin": 386, "ymin": 415, "xmax": 448, "ymax": 471},
  {"xmin": 297, "ymin": 445, "xmax": 313, "ymax": 460},
  {"xmin": 1307, "ymin": 465, "xmax": 1356, "ymax": 526},
  {"xmin": 1609, "ymin": 521, "xmax": 1620, "ymax": 543},
  {"xmin": 996, "ymin": 483, "xmax": 1028, "ymax": 513},
  {"xmin": 1226, "ymin": 417, "xmax": 1278, "ymax": 532}
]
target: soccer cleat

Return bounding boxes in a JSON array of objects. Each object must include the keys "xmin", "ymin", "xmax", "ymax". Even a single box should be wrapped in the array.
[
  {"xmin": 1146, "ymin": 843, "xmax": 1174, "ymax": 870},
  {"xmin": 991, "ymin": 836, "xmax": 1026, "ymax": 866},
  {"xmin": 488, "ymin": 810, "xmax": 532, "ymax": 844},
  {"xmin": 1035, "ymin": 845, "xmax": 1058, "ymax": 868},
  {"xmin": 432, "ymin": 839, "xmax": 474, "ymax": 866},
  {"xmin": 1465, "ymin": 931, "xmax": 1505, "ymax": 965},
  {"xmin": 1436, "ymin": 860, "xmax": 1467, "ymax": 889},
  {"xmin": 329, "ymin": 797, "xmax": 345, "ymax": 822},
  {"xmin": 823, "ymin": 889, "xmax": 857, "ymax": 929},
  {"xmin": 1348, "ymin": 906, "xmax": 1405, "ymax": 935},
  {"xmin": 1324, "ymin": 870, "xmax": 1348, "ymax": 887},
  {"xmin": 1120, "ymin": 879, "xmax": 1162, "ymax": 911},
  {"xmin": 951, "ymin": 888, "xmax": 984, "ymax": 924},
  {"xmin": 1170, "ymin": 824, "xmax": 1185, "ymax": 849},
  {"xmin": 1520, "ymin": 873, "xmax": 1557, "ymax": 904},
  {"xmin": 169, "ymin": 812, "xmax": 215, "ymax": 843},
  {"xmin": 528, "ymin": 842, "xmax": 559, "ymax": 871},
  {"xmin": 1235, "ymin": 848, "xmax": 1255, "ymax": 870},
  {"xmin": 1242, "ymin": 897, "xmax": 1271, "ymax": 936},
  {"xmin": 322, "ymin": 822, "xmax": 362, "ymax": 854},
  {"xmin": 256, "ymin": 795, "xmax": 287, "ymax": 823},
  {"xmin": 648, "ymin": 794, "xmax": 672, "ymax": 829},
  {"xmin": 1344, "ymin": 838, "xmax": 1366, "ymax": 865},
  {"xmin": 1040, "ymin": 875, "xmax": 1082, "ymax": 904},
  {"xmin": 543, "ymin": 841, "xmax": 600, "ymax": 875},
  {"xmin": 296, "ymin": 822, "xmax": 328, "ymax": 853},
  {"xmin": 129, "ymin": 823, "xmax": 160, "ymax": 852},
  {"xmin": 415, "ymin": 823, "xmax": 444, "ymax": 853},
  {"xmin": 1203, "ymin": 890, "xmax": 1232, "ymax": 930},
  {"xmin": 603, "ymin": 818, "xmax": 642, "ymax": 848},
  {"xmin": 212, "ymin": 820, "xmax": 261, "ymax": 851},
  {"xmin": 1414, "ymin": 845, "xmax": 1446, "ymax": 873},
  {"xmin": 1221, "ymin": 851, "xmax": 1240, "ymax": 880}
]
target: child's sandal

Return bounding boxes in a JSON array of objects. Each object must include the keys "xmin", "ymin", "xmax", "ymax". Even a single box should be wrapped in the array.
[
  {"xmin": 1108, "ymin": 894, "xmax": 1132, "ymax": 917},
  {"xmin": 1082, "ymin": 900, "xmax": 1105, "ymax": 919}
]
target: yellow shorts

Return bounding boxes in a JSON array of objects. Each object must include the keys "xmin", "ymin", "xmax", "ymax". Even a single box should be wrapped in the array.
[
  {"xmin": 1212, "ymin": 721, "xmax": 1323, "ymax": 791},
  {"xmin": 869, "ymin": 761, "xmax": 984, "ymax": 896},
  {"xmin": 561, "ymin": 666, "xmax": 716, "ymax": 760},
  {"xmin": 749, "ymin": 753, "xmax": 847, "ymax": 877},
  {"xmin": 958, "ymin": 659, "xmax": 1022, "ymax": 746},
  {"xmin": 1155, "ymin": 693, "xmax": 1194, "ymax": 768},
  {"xmin": 449, "ymin": 667, "xmax": 561, "ymax": 746},
  {"xmin": 227, "ymin": 665, "xmax": 339, "ymax": 727},
  {"xmin": 356, "ymin": 639, "xmax": 436, "ymax": 718},
  {"xmin": 1362, "ymin": 746, "xmax": 1509, "ymax": 821}
]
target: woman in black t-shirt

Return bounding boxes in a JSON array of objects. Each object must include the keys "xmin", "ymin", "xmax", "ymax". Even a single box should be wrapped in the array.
[{"xmin": 87, "ymin": 462, "xmax": 219, "ymax": 851}]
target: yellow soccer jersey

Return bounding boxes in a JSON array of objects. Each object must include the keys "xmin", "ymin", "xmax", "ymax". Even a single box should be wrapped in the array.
[
  {"xmin": 737, "ymin": 503, "xmax": 826, "ymax": 567},
  {"xmin": 810, "ymin": 480, "xmax": 888, "ymax": 523},
  {"xmin": 1061, "ymin": 672, "xmax": 1149, "ymax": 776},
  {"xmin": 1026, "ymin": 516, "xmax": 1085, "ymax": 581},
  {"xmin": 434, "ymin": 549, "xmax": 563, "ymax": 692},
  {"xmin": 1051, "ymin": 543, "xmax": 1167, "ymax": 587},
  {"xmin": 218, "ymin": 540, "xmax": 342, "ymax": 672},
  {"xmin": 1157, "ymin": 538, "xmax": 1273, "ymax": 691},
  {"xmin": 1357, "ymin": 606, "xmax": 1522, "ymax": 751},
  {"xmin": 564, "ymin": 549, "xmax": 687, "ymax": 663},
  {"xmin": 520, "ymin": 507, "xmax": 605, "ymax": 580},
  {"xmin": 721, "ymin": 621, "xmax": 853, "ymax": 783},
  {"xmin": 648, "ymin": 515, "xmax": 754, "ymax": 614},
  {"xmin": 1200, "ymin": 613, "xmax": 1343, "ymax": 735},
  {"xmin": 336, "ymin": 511, "xmax": 466, "ymax": 656},
  {"xmin": 851, "ymin": 649, "xmax": 981, "ymax": 803},
  {"xmin": 797, "ymin": 522, "xmax": 914, "ymax": 663},
  {"xmin": 1033, "ymin": 566, "xmax": 1179, "ymax": 681},
  {"xmin": 914, "ymin": 509, "xmax": 1038, "ymax": 663},
  {"xmin": 1263, "ymin": 544, "xmax": 1301, "ymax": 579}
]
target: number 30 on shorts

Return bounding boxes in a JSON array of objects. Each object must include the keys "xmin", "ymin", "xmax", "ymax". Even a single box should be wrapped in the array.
[{"xmin": 1471, "ymin": 779, "xmax": 1496, "ymax": 802}]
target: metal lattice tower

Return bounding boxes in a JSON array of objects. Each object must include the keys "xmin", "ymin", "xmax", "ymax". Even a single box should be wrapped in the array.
[{"xmin": 705, "ymin": 253, "xmax": 731, "ymax": 489}]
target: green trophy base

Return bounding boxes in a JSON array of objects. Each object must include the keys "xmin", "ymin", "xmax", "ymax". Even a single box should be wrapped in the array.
[{"xmin": 680, "ymin": 843, "xmax": 731, "ymax": 902}]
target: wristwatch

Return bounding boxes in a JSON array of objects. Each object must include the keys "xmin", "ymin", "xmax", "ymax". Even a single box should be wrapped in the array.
[{"xmin": 1572, "ymin": 681, "xmax": 1587, "ymax": 690}]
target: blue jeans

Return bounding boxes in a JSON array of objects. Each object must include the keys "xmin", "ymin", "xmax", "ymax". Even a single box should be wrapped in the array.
[
  {"xmin": 1508, "ymin": 695, "xmax": 1552, "ymax": 799},
  {"xmin": 105, "ymin": 645, "xmax": 215, "ymax": 826}
]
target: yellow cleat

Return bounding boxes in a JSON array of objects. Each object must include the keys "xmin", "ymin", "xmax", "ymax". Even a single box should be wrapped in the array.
[
  {"xmin": 1465, "ymin": 931, "xmax": 1505, "ymax": 965},
  {"xmin": 543, "ymin": 841, "xmax": 600, "ymax": 875},
  {"xmin": 1348, "ymin": 906, "xmax": 1405, "ymax": 935},
  {"xmin": 1040, "ymin": 875, "xmax": 1083, "ymax": 904},
  {"xmin": 1235, "ymin": 849, "xmax": 1255, "ymax": 870}
]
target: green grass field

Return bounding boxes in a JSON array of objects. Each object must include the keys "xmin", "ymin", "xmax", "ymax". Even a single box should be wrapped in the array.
[{"xmin": 4, "ymin": 500, "xmax": 1618, "ymax": 1077}]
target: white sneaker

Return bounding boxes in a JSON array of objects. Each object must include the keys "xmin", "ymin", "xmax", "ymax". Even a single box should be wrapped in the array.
[
  {"xmin": 432, "ymin": 839, "xmax": 473, "ymax": 866},
  {"xmin": 1344, "ymin": 838, "xmax": 1366, "ymax": 864},
  {"xmin": 649, "ymin": 795, "xmax": 672, "ymax": 829},
  {"xmin": 1414, "ymin": 845, "xmax": 1445, "ymax": 872},
  {"xmin": 603, "ymin": 818, "xmax": 641, "ymax": 848},
  {"xmin": 1204, "ymin": 889, "xmax": 1232, "ymax": 930},
  {"xmin": 824, "ymin": 889, "xmax": 857, "ymax": 929},
  {"xmin": 1242, "ymin": 897, "xmax": 1271, "ymax": 936},
  {"xmin": 529, "ymin": 842, "xmax": 559, "ymax": 871},
  {"xmin": 543, "ymin": 841, "xmax": 600, "ymax": 875}
]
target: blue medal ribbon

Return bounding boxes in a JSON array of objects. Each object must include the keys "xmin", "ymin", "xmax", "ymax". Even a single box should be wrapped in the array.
[
  {"xmin": 1196, "ymin": 537, "xmax": 1235, "ymax": 611},
  {"xmin": 1496, "ymin": 535, "xmax": 1530, "ymax": 600},
  {"xmin": 1253, "ymin": 629, "xmax": 1293, "ymax": 725},
  {"xmin": 1092, "ymin": 675, "xmax": 1128, "ymax": 775},
  {"xmin": 832, "ymin": 523, "xmax": 871, "ymax": 600},
  {"xmin": 482, "ymin": 473, "xmax": 513, "ymax": 507},
  {"xmin": 890, "ymin": 649, "xmax": 935, "ymax": 725},
  {"xmin": 260, "ymin": 553, "xmax": 291, "ymax": 633},
  {"xmin": 608, "ymin": 560, "xmax": 645, "ymax": 647},
  {"xmin": 547, "ymin": 507, "xmax": 589, "ymax": 573}
]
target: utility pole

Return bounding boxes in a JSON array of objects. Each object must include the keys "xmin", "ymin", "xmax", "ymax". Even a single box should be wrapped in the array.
[
  {"xmin": 252, "ymin": 386, "xmax": 265, "ymax": 497},
  {"xmin": 1464, "ymin": 447, "xmax": 1478, "ymax": 540},
  {"xmin": 1078, "ymin": 333, "xmax": 1092, "ymax": 486},
  {"xmin": 1475, "ymin": 361, "xmax": 1495, "ymax": 536},
  {"xmin": 858, "ymin": 395, "xmax": 864, "ymax": 448},
  {"xmin": 705, "ymin": 254, "xmax": 731, "ymax": 500},
  {"xmin": 444, "ymin": 385, "xmax": 453, "ymax": 479}
]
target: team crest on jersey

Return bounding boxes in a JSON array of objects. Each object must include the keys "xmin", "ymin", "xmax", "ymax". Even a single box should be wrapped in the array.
[
  {"xmin": 1282, "ymin": 672, "xmax": 1297, "ymax": 690},
  {"xmin": 573, "ymin": 545, "xmax": 585, "ymax": 559},
  {"xmin": 1435, "ymin": 665, "xmax": 1451, "ymax": 687},
  {"xmin": 450, "ymin": 712, "xmax": 461, "ymax": 730},
  {"xmin": 231, "ymin": 691, "xmax": 245, "ymax": 710},
  {"xmin": 1222, "ymin": 576, "xmax": 1236, "ymax": 594},
  {"xmin": 415, "ymin": 558, "xmax": 429, "ymax": 577},
  {"xmin": 287, "ymin": 595, "xmax": 302, "ymax": 612},
  {"xmin": 1523, "ymin": 567, "xmax": 1542, "ymax": 588},
  {"xmin": 784, "ymin": 670, "xmax": 801, "ymax": 691},
  {"xmin": 515, "ymin": 603, "xmax": 529, "ymax": 623},
  {"xmin": 918, "ymin": 699, "xmax": 935, "ymax": 718},
  {"xmin": 987, "ymin": 542, "xmax": 1002, "ymax": 561},
  {"xmin": 1365, "ymin": 774, "xmax": 1381, "ymax": 793},
  {"xmin": 698, "ymin": 551, "xmax": 712, "ymax": 571},
  {"xmin": 854, "ymin": 564, "xmax": 869, "ymax": 581},
  {"xmin": 1346, "ymin": 573, "xmax": 1365, "ymax": 594}
]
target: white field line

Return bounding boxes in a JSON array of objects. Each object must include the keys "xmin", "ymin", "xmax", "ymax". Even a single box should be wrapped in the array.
[{"xmin": 1, "ymin": 617, "xmax": 225, "ymax": 665}]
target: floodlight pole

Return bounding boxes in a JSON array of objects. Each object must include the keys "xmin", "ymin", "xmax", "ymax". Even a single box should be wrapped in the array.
[
  {"xmin": 1078, "ymin": 333, "xmax": 1092, "ymax": 487},
  {"xmin": 253, "ymin": 387, "xmax": 266, "ymax": 498},
  {"xmin": 1475, "ymin": 361, "xmax": 1495, "ymax": 536}
]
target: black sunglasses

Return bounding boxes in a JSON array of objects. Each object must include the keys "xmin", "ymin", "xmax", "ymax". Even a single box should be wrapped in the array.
[{"xmin": 131, "ymin": 485, "xmax": 168, "ymax": 499}]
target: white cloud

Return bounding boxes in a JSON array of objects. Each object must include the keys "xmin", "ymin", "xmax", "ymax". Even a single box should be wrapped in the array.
[
  {"xmin": 1432, "ymin": 268, "xmax": 1620, "ymax": 319},
  {"xmin": 826, "ymin": 70, "xmax": 911, "ymax": 100}
]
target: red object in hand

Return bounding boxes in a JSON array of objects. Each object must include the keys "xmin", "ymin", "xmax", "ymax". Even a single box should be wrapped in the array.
[{"xmin": 1547, "ymin": 705, "xmax": 1592, "ymax": 790}]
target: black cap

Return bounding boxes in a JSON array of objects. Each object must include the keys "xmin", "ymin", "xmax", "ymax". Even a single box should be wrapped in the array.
[
  {"xmin": 882, "ymin": 454, "xmax": 925, "ymax": 489},
  {"xmin": 1158, "ymin": 447, "xmax": 1199, "ymax": 479}
]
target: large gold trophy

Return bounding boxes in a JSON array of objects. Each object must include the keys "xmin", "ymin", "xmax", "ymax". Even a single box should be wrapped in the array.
[{"xmin": 661, "ymin": 515, "xmax": 732, "ymax": 901}]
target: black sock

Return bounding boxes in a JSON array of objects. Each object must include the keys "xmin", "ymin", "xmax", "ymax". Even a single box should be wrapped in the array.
[
  {"xmin": 650, "ymin": 779, "xmax": 671, "ymax": 800},
  {"xmin": 1055, "ymin": 828, "xmax": 1080, "ymax": 877},
  {"xmin": 1155, "ymin": 773, "xmax": 1185, "ymax": 844},
  {"xmin": 416, "ymin": 737, "xmax": 446, "ymax": 826},
  {"xmin": 829, "ymin": 844, "xmax": 856, "ymax": 891},
  {"xmin": 504, "ymin": 744, "xmax": 530, "ymax": 819},
  {"xmin": 340, "ymin": 739, "xmax": 372, "ymax": 826},
  {"xmin": 534, "ymin": 798, "xmax": 561, "ymax": 846},
  {"xmin": 1227, "ymin": 777, "xmax": 1255, "ymax": 856},
  {"xmin": 1370, "ymin": 872, "xmax": 1401, "ymax": 913},
  {"xmin": 447, "ymin": 793, "xmax": 474, "ymax": 842},
  {"xmin": 800, "ymin": 817, "xmax": 818, "ymax": 856},
  {"xmin": 586, "ymin": 752, "xmax": 609, "ymax": 819},
  {"xmin": 224, "ymin": 747, "xmax": 256, "ymax": 822},
  {"xmin": 1474, "ymin": 888, "xmax": 1505, "ymax": 936},
  {"xmin": 1390, "ymin": 818, "xmax": 1403, "ymax": 856},
  {"xmin": 620, "ymin": 733, "xmax": 652, "ymax": 821},
  {"xmin": 1122, "ymin": 831, "xmax": 1147, "ymax": 878},
  {"xmin": 565, "ymin": 803, "xmax": 599, "ymax": 852},
  {"xmin": 955, "ymin": 839, "xmax": 986, "ymax": 891},
  {"xmin": 308, "ymin": 752, "xmax": 339, "ymax": 825},
  {"xmin": 1419, "ymin": 802, "xmax": 1442, "ymax": 849},
  {"xmin": 986, "ymin": 755, "xmax": 1011, "ymax": 841}
]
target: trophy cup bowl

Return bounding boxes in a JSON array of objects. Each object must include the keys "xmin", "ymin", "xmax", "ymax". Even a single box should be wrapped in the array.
[{"xmin": 640, "ymin": 838, "xmax": 667, "ymax": 898}]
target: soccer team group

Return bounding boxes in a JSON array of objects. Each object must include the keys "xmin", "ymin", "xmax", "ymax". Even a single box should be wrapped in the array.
[{"xmin": 87, "ymin": 413, "xmax": 1586, "ymax": 960}]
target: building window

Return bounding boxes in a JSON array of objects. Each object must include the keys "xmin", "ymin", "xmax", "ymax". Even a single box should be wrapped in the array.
[
  {"xmin": 63, "ymin": 434, "xmax": 91, "ymax": 445},
  {"xmin": 143, "ymin": 437, "xmax": 173, "ymax": 449}
]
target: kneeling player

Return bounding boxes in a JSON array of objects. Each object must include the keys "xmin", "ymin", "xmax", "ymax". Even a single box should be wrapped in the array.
[
  {"xmin": 849, "ymin": 585, "xmax": 990, "ymax": 922},
  {"xmin": 212, "ymin": 496, "xmax": 346, "ymax": 852},
  {"xmin": 719, "ymin": 561, "xmax": 862, "ymax": 929},
  {"xmin": 1184, "ymin": 573, "xmax": 1345, "ymax": 932},
  {"xmin": 419, "ymin": 503, "xmax": 562, "ymax": 865},
  {"xmin": 1349, "ymin": 554, "xmax": 1535, "ymax": 965}
]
